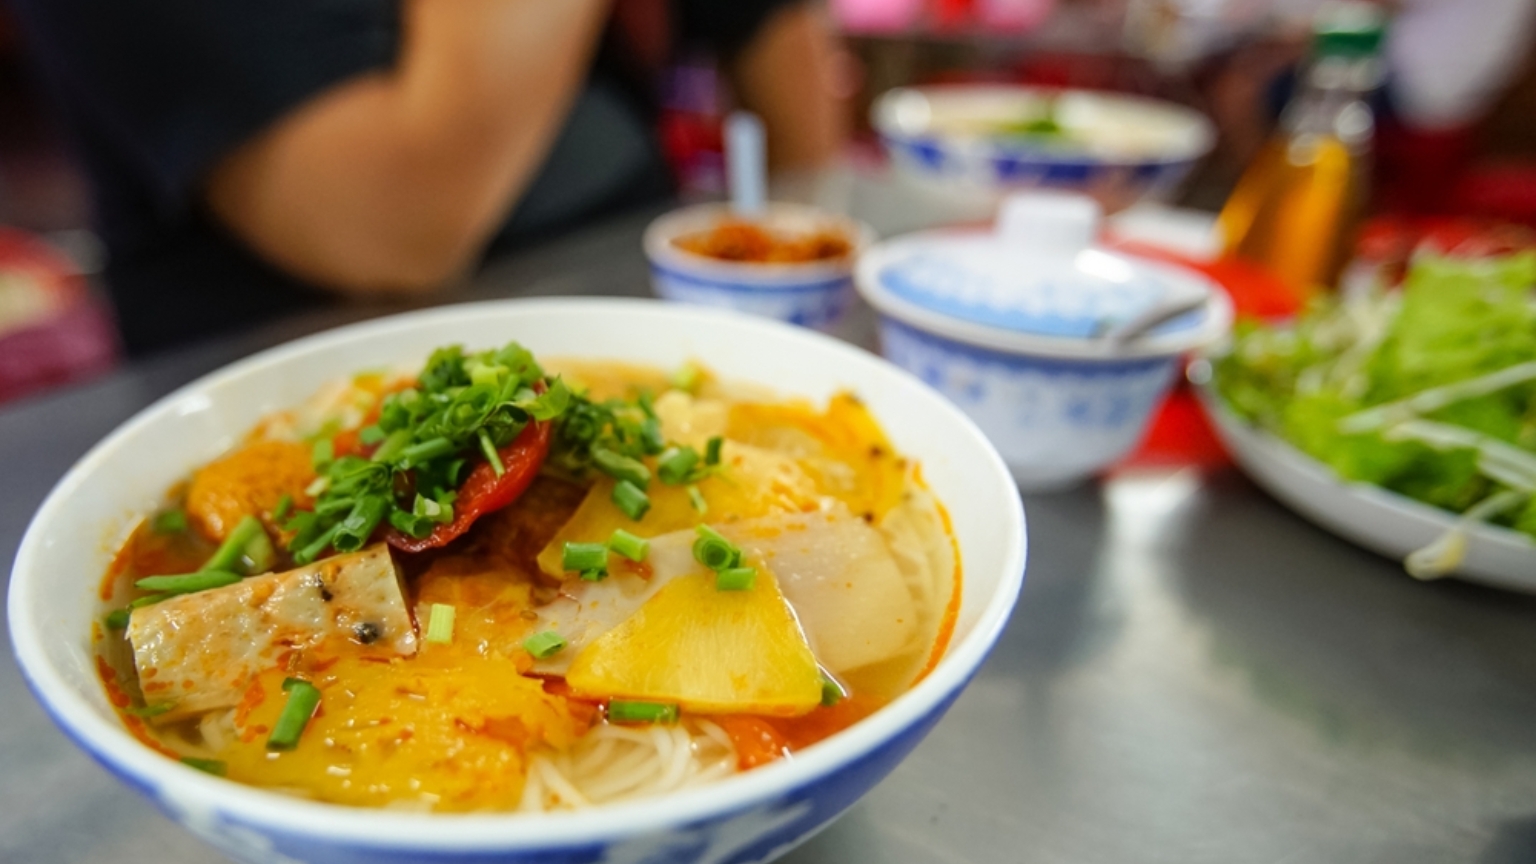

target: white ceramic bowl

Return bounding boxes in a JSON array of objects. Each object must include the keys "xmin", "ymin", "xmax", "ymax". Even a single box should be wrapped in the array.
[
  {"xmin": 8, "ymin": 298, "xmax": 1026, "ymax": 864},
  {"xmin": 873, "ymin": 85, "xmax": 1215, "ymax": 212},
  {"xmin": 857, "ymin": 236, "xmax": 1233, "ymax": 490},
  {"xmin": 644, "ymin": 203, "xmax": 876, "ymax": 331}
]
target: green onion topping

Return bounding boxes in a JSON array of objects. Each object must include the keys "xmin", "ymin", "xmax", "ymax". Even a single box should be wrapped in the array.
[
  {"xmin": 134, "ymin": 570, "xmax": 242, "ymax": 595},
  {"xmin": 657, "ymin": 446, "xmax": 700, "ymax": 485},
  {"xmin": 126, "ymin": 702, "xmax": 174, "ymax": 718},
  {"xmin": 562, "ymin": 541, "xmax": 609, "ymax": 574},
  {"xmin": 593, "ymin": 447, "xmax": 650, "ymax": 490},
  {"xmin": 608, "ymin": 700, "xmax": 680, "ymax": 724},
  {"xmin": 579, "ymin": 569, "xmax": 608, "ymax": 582},
  {"xmin": 670, "ymin": 362, "xmax": 702, "ymax": 393},
  {"xmin": 692, "ymin": 525, "xmax": 742, "ymax": 572},
  {"xmin": 611, "ymin": 480, "xmax": 651, "ymax": 521},
  {"xmin": 272, "ymin": 494, "xmax": 294, "ymax": 523},
  {"xmin": 104, "ymin": 608, "xmax": 131, "ymax": 630},
  {"xmin": 820, "ymin": 673, "xmax": 845, "ymax": 707},
  {"xmin": 523, "ymin": 630, "xmax": 568, "ymax": 659},
  {"xmin": 311, "ymin": 438, "xmax": 334, "ymax": 471},
  {"xmin": 687, "ymin": 484, "xmax": 708, "ymax": 515},
  {"xmin": 267, "ymin": 678, "xmax": 322, "ymax": 751},
  {"xmin": 425, "ymin": 603, "xmax": 456, "ymax": 644},
  {"xmin": 715, "ymin": 566, "xmax": 757, "ymax": 591},
  {"xmin": 204, "ymin": 515, "xmax": 264, "ymax": 574},
  {"xmin": 180, "ymin": 757, "xmax": 227, "ymax": 777},
  {"xmin": 152, "ymin": 509, "xmax": 188, "ymax": 535},
  {"xmin": 704, "ymin": 436, "xmax": 723, "ymax": 467},
  {"xmin": 607, "ymin": 529, "xmax": 649, "ymax": 563}
]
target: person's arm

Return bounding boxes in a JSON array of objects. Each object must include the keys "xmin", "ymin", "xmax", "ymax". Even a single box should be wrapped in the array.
[
  {"xmin": 205, "ymin": 0, "xmax": 610, "ymax": 293},
  {"xmin": 726, "ymin": 3, "xmax": 848, "ymax": 171}
]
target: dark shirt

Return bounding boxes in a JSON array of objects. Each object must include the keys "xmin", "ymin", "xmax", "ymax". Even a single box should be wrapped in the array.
[{"xmin": 9, "ymin": 0, "xmax": 796, "ymax": 355}]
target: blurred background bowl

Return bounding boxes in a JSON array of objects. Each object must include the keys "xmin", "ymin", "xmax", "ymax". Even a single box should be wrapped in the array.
[
  {"xmin": 644, "ymin": 202, "xmax": 876, "ymax": 331},
  {"xmin": 872, "ymin": 85, "xmax": 1215, "ymax": 214},
  {"xmin": 9, "ymin": 298, "xmax": 1025, "ymax": 864}
]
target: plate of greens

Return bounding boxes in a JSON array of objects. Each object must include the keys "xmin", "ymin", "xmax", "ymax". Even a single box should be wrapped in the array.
[{"xmin": 1201, "ymin": 252, "xmax": 1536, "ymax": 591}]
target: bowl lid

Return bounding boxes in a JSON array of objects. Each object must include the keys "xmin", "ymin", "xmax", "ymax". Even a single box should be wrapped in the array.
[{"xmin": 856, "ymin": 192, "xmax": 1230, "ymax": 359}]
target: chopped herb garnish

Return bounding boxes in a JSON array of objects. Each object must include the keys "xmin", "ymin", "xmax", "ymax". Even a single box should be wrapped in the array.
[
  {"xmin": 523, "ymin": 630, "xmax": 568, "ymax": 659},
  {"xmin": 704, "ymin": 436, "xmax": 723, "ymax": 467},
  {"xmin": 134, "ymin": 570, "xmax": 242, "ymax": 595},
  {"xmin": 612, "ymin": 480, "xmax": 650, "ymax": 521},
  {"xmin": 358, "ymin": 424, "xmax": 386, "ymax": 446},
  {"xmin": 592, "ymin": 447, "xmax": 650, "ymax": 489},
  {"xmin": 657, "ymin": 446, "xmax": 700, "ymax": 485},
  {"xmin": 607, "ymin": 529, "xmax": 649, "ymax": 562},
  {"xmin": 692, "ymin": 524, "xmax": 742, "ymax": 572},
  {"xmin": 152, "ymin": 509, "xmax": 188, "ymax": 535},
  {"xmin": 670, "ymin": 362, "xmax": 703, "ymax": 393},
  {"xmin": 563, "ymin": 541, "xmax": 609, "ymax": 574},
  {"xmin": 128, "ymin": 593, "xmax": 170, "ymax": 609},
  {"xmin": 180, "ymin": 757, "xmax": 227, "ymax": 776},
  {"xmin": 105, "ymin": 608, "xmax": 131, "ymax": 630},
  {"xmin": 310, "ymin": 438, "xmax": 334, "ymax": 471},
  {"xmin": 267, "ymin": 678, "xmax": 322, "ymax": 751},
  {"xmin": 608, "ymin": 700, "xmax": 680, "ymax": 724},
  {"xmin": 425, "ymin": 603, "xmax": 455, "ymax": 644},
  {"xmin": 126, "ymin": 702, "xmax": 174, "ymax": 718},
  {"xmin": 715, "ymin": 566, "xmax": 757, "ymax": 591},
  {"xmin": 579, "ymin": 569, "xmax": 608, "ymax": 582},
  {"xmin": 204, "ymin": 516, "xmax": 265, "ymax": 575},
  {"xmin": 687, "ymin": 484, "xmax": 708, "ymax": 515},
  {"xmin": 820, "ymin": 673, "xmax": 845, "ymax": 707},
  {"xmin": 271, "ymin": 494, "xmax": 294, "ymax": 523}
]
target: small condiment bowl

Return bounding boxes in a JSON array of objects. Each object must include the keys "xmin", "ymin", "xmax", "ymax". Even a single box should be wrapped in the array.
[
  {"xmin": 856, "ymin": 192, "xmax": 1233, "ymax": 490},
  {"xmin": 9, "ymin": 298, "xmax": 1025, "ymax": 864},
  {"xmin": 644, "ymin": 202, "xmax": 876, "ymax": 331}
]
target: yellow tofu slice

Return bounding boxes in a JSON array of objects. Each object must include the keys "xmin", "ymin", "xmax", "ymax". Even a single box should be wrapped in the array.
[{"xmin": 126, "ymin": 544, "xmax": 416, "ymax": 720}]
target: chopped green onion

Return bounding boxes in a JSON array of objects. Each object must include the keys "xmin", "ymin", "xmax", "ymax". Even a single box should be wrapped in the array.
[
  {"xmin": 304, "ymin": 475, "xmax": 331, "ymax": 498},
  {"xmin": 608, "ymin": 700, "xmax": 680, "ymax": 724},
  {"xmin": 293, "ymin": 523, "xmax": 342, "ymax": 565},
  {"xmin": 468, "ymin": 361, "xmax": 506, "ymax": 388},
  {"xmin": 612, "ymin": 480, "xmax": 651, "ymax": 521},
  {"xmin": 693, "ymin": 525, "xmax": 742, "ymax": 572},
  {"xmin": 523, "ymin": 630, "xmax": 568, "ymax": 659},
  {"xmin": 657, "ymin": 446, "xmax": 700, "ymax": 485},
  {"xmin": 358, "ymin": 424, "xmax": 387, "ymax": 446},
  {"xmin": 820, "ymin": 673, "xmax": 845, "ymax": 707},
  {"xmin": 580, "ymin": 569, "xmax": 608, "ymax": 582},
  {"xmin": 126, "ymin": 702, "xmax": 174, "ymax": 718},
  {"xmin": 311, "ymin": 438, "xmax": 335, "ymax": 471},
  {"xmin": 715, "ymin": 566, "xmax": 756, "ymax": 591},
  {"xmin": 134, "ymin": 570, "xmax": 242, "ymax": 594},
  {"xmin": 425, "ymin": 603, "xmax": 456, "ymax": 644},
  {"xmin": 607, "ymin": 529, "xmax": 649, "ymax": 562},
  {"xmin": 204, "ymin": 515, "xmax": 264, "ymax": 574},
  {"xmin": 180, "ymin": 757, "xmax": 227, "ymax": 776},
  {"xmin": 562, "ymin": 541, "xmax": 609, "ymax": 573},
  {"xmin": 704, "ymin": 436, "xmax": 723, "ymax": 467},
  {"xmin": 267, "ymin": 678, "xmax": 322, "ymax": 751},
  {"xmin": 104, "ymin": 608, "xmax": 131, "ymax": 630},
  {"xmin": 152, "ymin": 509, "xmax": 188, "ymax": 535},
  {"xmin": 593, "ymin": 447, "xmax": 650, "ymax": 489},
  {"xmin": 272, "ymin": 494, "xmax": 294, "ymax": 523},
  {"xmin": 399, "ymin": 436, "xmax": 455, "ymax": 467},
  {"xmin": 478, "ymin": 428, "xmax": 506, "ymax": 477},
  {"xmin": 639, "ymin": 417, "xmax": 666, "ymax": 455},
  {"xmin": 687, "ymin": 484, "xmax": 708, "ymax": 515},
  {"xmin": 128, "ymin": 593, "xmax": 170, "ymax": 609},
  {"xmin": 331, "ymin": 496, "xmax": 388, "ymax": 553},
  {"xmin": 369, "ymin": 429, "xmax": 411, "ymax": 463},
  {"xmin": 243, "ymin": 527, "xmax": 276, "ymax": 575},
  {"xmin": 670, "ymin": 362, "xmax": 702, "ymax": 393}
]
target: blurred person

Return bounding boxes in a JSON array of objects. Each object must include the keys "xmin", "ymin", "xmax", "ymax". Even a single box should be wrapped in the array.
[{"xmin": 7, "ymin": 0, "xmax": 848, "ymax": 355}]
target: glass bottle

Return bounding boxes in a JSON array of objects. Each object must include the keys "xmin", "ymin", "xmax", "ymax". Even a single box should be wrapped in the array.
[{"xmin": 1217, "ymin": 3, "xmax": 1386, "ymax": 297}]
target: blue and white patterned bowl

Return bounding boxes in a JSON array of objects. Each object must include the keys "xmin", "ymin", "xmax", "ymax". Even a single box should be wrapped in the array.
[
  {"xmin": 9, "ymin": 299, "xmax": 1026, "ymax": 864},
  {"xmin": 857, "ymin": 210, "xmax": 1232, "ymax": 490},
  {"xmin": 645, "ymin": 203, "xmax": 875, "ymax": 332},
  {"xmin": 873, "ymin": 86, "xmax": 1214, "ymax": 212}
]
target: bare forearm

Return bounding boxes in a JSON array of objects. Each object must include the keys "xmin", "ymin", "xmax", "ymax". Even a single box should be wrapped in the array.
[
  {"xmin": 208, "ymin": 0, "xmax": 610, "ymax": 292},
  {"xmin": 729, "ymin": 4, "xmax": 847, "ymax": 171}
]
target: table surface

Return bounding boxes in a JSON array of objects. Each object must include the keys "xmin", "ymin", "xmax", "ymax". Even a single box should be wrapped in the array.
[{"xmin": 4, "ymin": 207, "xmax": 1536, "ymax": 864}]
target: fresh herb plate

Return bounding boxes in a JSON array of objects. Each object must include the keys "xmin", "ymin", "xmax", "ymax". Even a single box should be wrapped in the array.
[{"xmin": 1197, "ymin": 383, "xmax": 1536, "ymax": 592}]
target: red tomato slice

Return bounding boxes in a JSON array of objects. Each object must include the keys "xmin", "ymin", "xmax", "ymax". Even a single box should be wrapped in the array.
[{"xmin": 383, "ymin": 419, "xmax": 552, "ymax": 553}]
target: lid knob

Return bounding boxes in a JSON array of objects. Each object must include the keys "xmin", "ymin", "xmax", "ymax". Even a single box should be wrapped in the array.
[{"xmin": 996, "ymin": 192, "xmax": 1101, "ymax": 258}]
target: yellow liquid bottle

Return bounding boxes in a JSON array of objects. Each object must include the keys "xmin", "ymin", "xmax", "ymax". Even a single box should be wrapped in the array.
[{"xmin": 1218, "ymin": 5, "xmax": 1384, "ymax": 297}]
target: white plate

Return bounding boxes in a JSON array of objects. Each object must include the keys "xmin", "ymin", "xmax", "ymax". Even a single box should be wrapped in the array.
[{"xmin": 1197, "ymin": 385, "xmax": 1536, "ymax": 592}]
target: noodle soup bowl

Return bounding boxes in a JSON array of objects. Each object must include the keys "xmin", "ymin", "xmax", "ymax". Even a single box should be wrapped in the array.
[
  {"xmin": 645, "ymin": 202, "xmax": 876, "ymax": 332},
  {"xmin": 10, "ymin": 298, "xmax": 1026, "ymax": 864}
]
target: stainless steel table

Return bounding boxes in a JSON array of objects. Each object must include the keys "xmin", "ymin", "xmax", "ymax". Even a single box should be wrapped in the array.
[{"xmin": 5, "ymin": 209, "xmax": 1536, "ymax": 864}]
